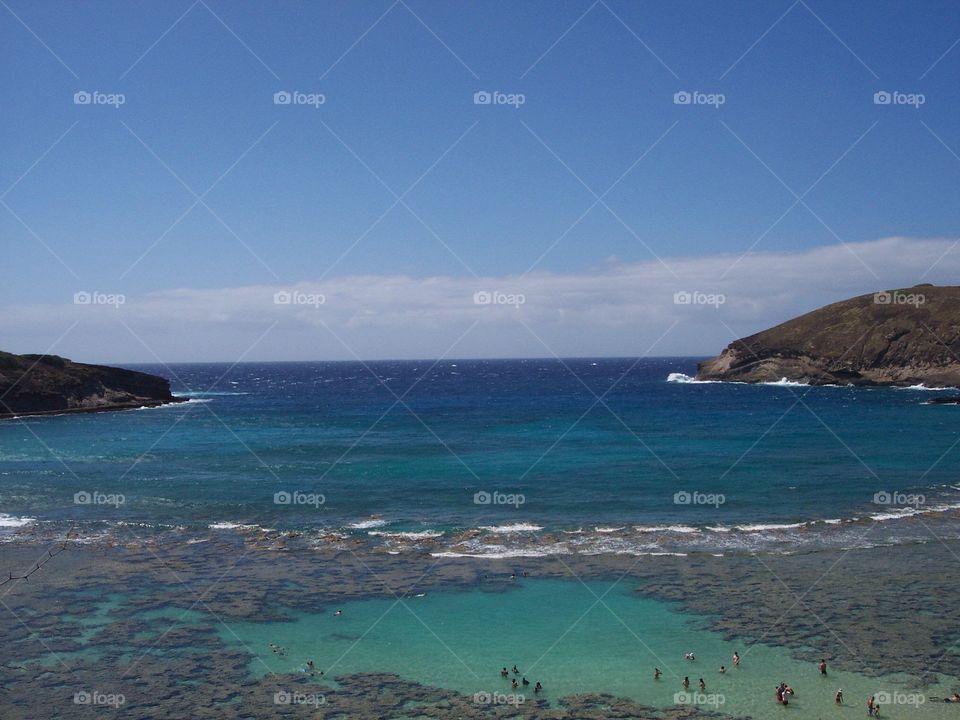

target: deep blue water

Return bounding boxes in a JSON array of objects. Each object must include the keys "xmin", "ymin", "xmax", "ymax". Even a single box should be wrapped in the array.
[{"xmin": 1, "ymin": 358, "xmax": 958, "ymax": 552}]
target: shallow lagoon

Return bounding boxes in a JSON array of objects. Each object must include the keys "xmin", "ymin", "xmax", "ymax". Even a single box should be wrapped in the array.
[{"xmin": 223, "ymin": 578, "xmax": 958, "ymax": 718}]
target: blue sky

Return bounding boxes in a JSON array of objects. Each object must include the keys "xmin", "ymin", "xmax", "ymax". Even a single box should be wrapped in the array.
[{"xmin": 3, "ymin": 1, "xmax": 960, "ymax": 361}]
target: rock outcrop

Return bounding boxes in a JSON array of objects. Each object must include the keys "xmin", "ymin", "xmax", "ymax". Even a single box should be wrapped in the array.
[
  {"xmin": 697, "ymin": 285, "xmax": 960, "ymax": 386},
  {"xmin": 0, "ymin": 351, "xmax": 185, "ymax": 417}
]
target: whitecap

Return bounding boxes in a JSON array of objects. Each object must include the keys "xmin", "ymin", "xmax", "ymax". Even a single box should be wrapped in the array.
[
  {"xmin": 634, "ymin": 524, "xmax": 700, "ymax": 534},
  {"xmin": 666, "ymin": 373, "xmax": 718, "ymax": 384},
  {"xmin": 734, "ymin": 522, "xmax": 806, "ymax": 532},
  {"xmin": 369, "ymin": 530, "xmax": 442, "ymax": 540},
  {"xmin": 479, "ymin": 523, "xmax": 544, "ymax": 534},
  {"xmin": 349, "ymin": 519, "xmax": 389, "ymax": 530},
  {"xmin": 0, "ymin": 514, "xmax": 35, "ymax": 528}
]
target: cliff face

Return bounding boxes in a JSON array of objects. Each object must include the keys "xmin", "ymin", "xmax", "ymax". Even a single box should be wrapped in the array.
[
  {"xmin": 697, "ymin": 285, "xmax": 960, "ymax": 387},
  {"xmin": 0, "ymin": 352, "xmax": 184, "ymax": 417}
]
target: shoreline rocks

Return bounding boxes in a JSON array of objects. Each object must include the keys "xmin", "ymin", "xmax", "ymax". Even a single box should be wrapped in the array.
[
  {"xmin": 697, "ymin": 285, "xmax": 960, "ymax": 387},
  {"xmin": 0, "ymin": 350, "xmax": 185, "ymax": 418}
]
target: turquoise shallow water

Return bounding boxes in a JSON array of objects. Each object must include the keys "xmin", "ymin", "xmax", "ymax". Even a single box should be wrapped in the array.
[{"xmin": 221, "ymin": 579, "xmax": 957, "ymax": 718}]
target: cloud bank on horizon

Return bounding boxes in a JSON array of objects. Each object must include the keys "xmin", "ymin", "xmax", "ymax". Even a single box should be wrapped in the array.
[{"xmin": 4, "ymin": 236, "xmax": 957, "ymax": 364}]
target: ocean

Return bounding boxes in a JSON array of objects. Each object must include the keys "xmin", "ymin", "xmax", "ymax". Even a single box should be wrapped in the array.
[{"xmin": 2, "ymin": 357, "xmax": 958, "ymax": 557}]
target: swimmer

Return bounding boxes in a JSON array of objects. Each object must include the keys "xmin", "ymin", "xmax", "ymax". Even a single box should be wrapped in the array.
[
  {"xmin": 719, "ymin": 665, "xmax": 726, "ymax": 674},
  {"xmin": 334, "ymin": 609, "xmax": 342, "ymax": 616},
  {"xmin": 511, "ymin": 679, "xmax": 518, "ymax": 689},
  {"xmin": 534, "ymin": 682, "xmax": 542, "ymax": 694},
  {"xmin": 512, "ymin": 665, "xmax": 519, "ymax": 675},
  {"xmin": 654, "ymin": 668, "xmax": 662, "ymax": 680},
  {"xmin": 835, "ymin": 688, "xmax": 843, "ymax": 704},
  {"xmin": 522, "ymin": 677, "xmax": 529, "ymax": 686},
  {"xmin": 500, "ymin": 667, "xmax": 509, "ymax": 678},
  {"xmin": 684, "ymin": 652, "xmax": 695, "ymax": 661}
]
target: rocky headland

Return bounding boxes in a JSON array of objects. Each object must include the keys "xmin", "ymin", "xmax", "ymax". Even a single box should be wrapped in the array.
[
  {"xmin": 697, "ymin": 284, "xmax": 960, "ymax": 386},
  {"xmin": 0, "ymin": 351, "xmax": 184, "ymax": 418}
]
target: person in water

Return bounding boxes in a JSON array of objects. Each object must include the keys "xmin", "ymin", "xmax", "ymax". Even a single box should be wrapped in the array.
[
  {"xmin": 334, "ymin": 609, "xmax": 342, "ymax": 616},
  {"xmin": 512, "ymin": 665, "xmax": 519, "ymax": 675},
  {"xmin": 684, "ymin": 652, "xmax": 695, "ymax": 661},
  {"xmin": 500, "ymin": 667, "xmax": 509, "ymax": 678},
  {"xmin": 867, "ymin": 695, "xmax": 875, "ymax": 715},
  {"xmin": 682, "ymin": 676, "xmax": 690, "ymax": 689},
  {"xmin": 835, "ymin": 688, "xmax": 843, "ymax": 704},
  {"xmin": 522, "ymin": 677, "xmax": 529, "ymax": 686},
  {"xmin": 719, "ymin": 665, "xmax": 726, "ymax": 674},
  {"xmin": 534, "ymin": 682, "xmax": 542, "ymax": 694},
  {"xmin": 733, "ymin": 651, "xmax": 740, "ymax": 667},
  {"xmin": 511, "ymin": 679, "xmax": 518, "ymax": 689},
  {"xmin": 654, "ymin": 668, "xmax": 662, "ymax": 680},
  {"xmin": 698, "ymin": 678, "xmax": 705, "ymax": 691},
  {"xmin": 819, "ymin": 658, "xmax": 827, "ymax": 675}
]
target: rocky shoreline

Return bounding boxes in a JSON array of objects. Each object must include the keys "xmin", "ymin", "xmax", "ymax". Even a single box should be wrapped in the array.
[
  {"xmin": 0, "ymin": 351, "xmax": 185, "ymax": 418},
  {"xmin": 697, "ymin": 285, "xmax": 960, "ymax": 387}
]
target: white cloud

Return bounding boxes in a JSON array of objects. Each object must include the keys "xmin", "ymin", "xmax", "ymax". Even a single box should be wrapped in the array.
[{"xmin": 4, "ymin": 236, "xmax": 958, "ymax": 363}]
